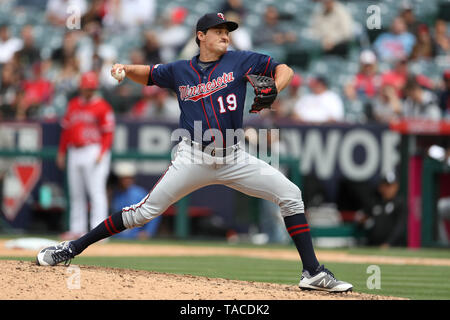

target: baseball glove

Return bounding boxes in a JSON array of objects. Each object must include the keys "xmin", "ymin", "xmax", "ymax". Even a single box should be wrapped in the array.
[{"xmin": 245, "ymin": 74, "xmax": 278, "ymax": 113}]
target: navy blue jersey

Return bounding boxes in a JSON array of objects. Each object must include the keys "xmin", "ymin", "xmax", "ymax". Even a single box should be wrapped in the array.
[{"xmin": 146, "ymin": 50, "xmax": 280, "ymax": 147}]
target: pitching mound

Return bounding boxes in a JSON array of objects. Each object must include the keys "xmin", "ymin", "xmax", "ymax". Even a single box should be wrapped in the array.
[{"xmin": 0, "ymin": 260, "xmax": 402, "ymax": 300}]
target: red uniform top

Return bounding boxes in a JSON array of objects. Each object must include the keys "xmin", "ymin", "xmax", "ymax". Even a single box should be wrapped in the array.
[
  {"xmin": 353, "ymin": 73, "xmax": 382, "ymax": 98},
  {"xmin": 58, "ymin": 95, "xmax": 115, "ymax": 157}
]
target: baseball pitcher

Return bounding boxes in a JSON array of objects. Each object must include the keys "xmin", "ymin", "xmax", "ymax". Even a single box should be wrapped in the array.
[{"xmin": 38, "ymin": 13, "xmax": 352, "ymax": 293}]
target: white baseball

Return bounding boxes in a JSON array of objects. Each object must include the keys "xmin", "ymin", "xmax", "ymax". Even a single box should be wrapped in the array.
[{"xmin": 113, "ymin": 68, "xmax": 125, "ymax": 81}]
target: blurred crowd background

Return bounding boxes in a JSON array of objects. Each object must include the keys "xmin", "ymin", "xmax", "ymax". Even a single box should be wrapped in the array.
[{"xmin": 0, "ymin": 0, "xmax": 449, "ymax": 124}]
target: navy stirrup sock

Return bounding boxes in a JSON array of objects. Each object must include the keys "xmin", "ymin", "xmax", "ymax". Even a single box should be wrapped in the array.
[
  {"xmin": 284, "ymin": 213, "xmax": 320, "ymax": 275},
  {"xmin": 71, "ymin": 211, "xmax": 126, "ymax": 255}
]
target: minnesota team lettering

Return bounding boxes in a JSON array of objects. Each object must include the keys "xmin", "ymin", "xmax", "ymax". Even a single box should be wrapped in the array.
[{"xmin": 179, "ymin": 72, "xmax": 234, "ymax": 102}]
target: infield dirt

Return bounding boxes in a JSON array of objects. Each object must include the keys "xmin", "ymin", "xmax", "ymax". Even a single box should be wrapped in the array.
[
  {"xmin": 0, "ymin": 260, "xmax": 403, "ymax": 300},
  {"xmin": 2, "ymin": 240, "xmax": 441, "ymax": 300}
]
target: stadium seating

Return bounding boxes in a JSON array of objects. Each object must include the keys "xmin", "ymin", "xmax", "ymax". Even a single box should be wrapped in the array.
[{"xmin": 0, "ymin": 0, "xmax": 448, "ymax": 120}]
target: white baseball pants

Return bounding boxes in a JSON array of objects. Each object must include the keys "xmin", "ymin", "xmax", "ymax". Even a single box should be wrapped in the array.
[
  {"xmin": 122, "ymin": 137, "xmax": 304, "ymax": 229},
  {"xmin": 67, "ymin": 144, "xmax": 110, "ymax": 234}
]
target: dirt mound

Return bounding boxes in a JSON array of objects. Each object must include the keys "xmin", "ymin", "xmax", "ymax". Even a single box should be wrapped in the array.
[{"xmin": 0, "ymin": 260, "xmax": 403, "ymax": 300}]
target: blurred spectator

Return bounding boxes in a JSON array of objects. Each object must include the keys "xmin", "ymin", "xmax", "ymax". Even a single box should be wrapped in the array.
[
  {"xmin": 16, "ymin": 0, "xmax": 48, "ymax": 9},
  {"xmin": 409, "ymin": 24, "xmax": 437, "ymax": 61},
  {"xmin": 434, "ymin": 19, "xmax": 450, "ymax": 56},
  {"xmin": 81, "ymin": 0, "xmax": 106, "ymax": 26},
  {"xmin": 110, "ymin": 161, "xmax": 161, "ymax": 240},
  {"xmin": 178, "ymin": 35, "xmax": 199, "ymax": 61},
  {"xmin": 0, "ymin": 63, "xmax": 22, "ymax": 120},
  {"xmin": 402, "ymin": 76, "xmax": 441, "ymax": 120},
  {"xmin": 345, "ymin": 50, "xmax": 382, "ymax": 101},
  {"xmin": 371, "ymin": 84, "xmax": 403, "ymax": 123},
  {"xmin": 16, "ymin": 62, "xmax": 53, "ymax": 120},
  {"xmin": 293, "ymin": 76, "xmax": 344, "ymax": 123},
  {"xmin": 48, "ymin": 55, "xmax": 80, "ymax": 118},
  {"xmin": 355, "ymin": 172, "xmax": 407, "ymax": 248},
  {"xmin": 156, "ymin": 6, "xmax": 190, "ymax": 63},
  {"xmin": 46, "ymin": 0, "xmax": 88, "ymax": 27},
  {"xmin": 142, "ymin": 30, "xmax": 162, "ymax": 65},
  {"xmin": 107, "ymin": 81, "xmax": 139, "ymax": 114},
  {"xmin": 53, "ymin": 55, "xmax": 80, "ymax": 96},
  {"xmin": 439, "ymin": 70, "xmax": 450, "ymax": 119},
  {"xmin": 380, "ymin": 58, "xmax": 410, "ymax": 97},
  {"xmin": 129, "ymin": 86, "xmax": 179, "ymax": 122},
  {"xmin": 76, "ymin": 21, "xmax": 118, "ymax": 87},
  {"xmin": 15, "ymin": 25, "xmax": 41, "ymax": 68},
  {"xmin": 121, "ymin": 48, "xmax": 149, "ymax": 96},
  {"xmin": 277, "ymin": 73, "xmax": 302, "ymax": 119},
  {"xmin": 399, "ymin": 0, "xmax": 421, "ymax": 35},
  {"xmin": 79, "ymin": 21, "xmax": 116, "ymax": 71},
  {"xmin": 50, "ymin": 31, "xmax": 80, "ymax": 69},
  {"xmin": 129, "ymin": 48, "xmax": 146, "ymax": 66},
  {"xmin": 100, "ymin": 46, "xmax": 146, "ymax": 114},
  {"xmin": 103, "ymin": 0, "xmax": 156, "ymax": 31},
  {"xmin": 309, "ymin": 0, "xmax": 354, "ymax": 58},
  {"xmin": 373, "ymin": 16, "xmax": 416, "ymax": 63},
  {"xmin": 253, "ymin": 6, "xmax": 296, "ymax": 48},
  {"xmin": 0, "ymin": 24, "xmax": 23, "ymax": 64},
  {"xmin": 226, "ymin": 12, "xmax": 252, "ymax": 51},
  {"xmin": 219, "ymin": 0, "xmax": 246, "ymax": 19}
]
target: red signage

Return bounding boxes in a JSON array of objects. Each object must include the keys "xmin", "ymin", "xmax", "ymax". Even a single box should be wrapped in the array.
[{"xmin": 1, "ymin": 123, "xmax": 42, "ymax": 221}]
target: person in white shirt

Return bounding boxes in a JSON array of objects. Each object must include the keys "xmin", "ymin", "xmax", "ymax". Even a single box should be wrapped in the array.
[
  {"xmin": 293, "ymin": 76, "xmax": 345, "ymax": 123},
  {"xmin": 0, "ymin": 25, "xmax": 23, "ymax": 64},
  {"xmin": 225, "ymin": 12, "xmax": 252, "ymax": 51},
  {"xmin": 402, "ymin": 76, "xmax": 441, "ymax": 121},
  {"xmin": 46, "ymin": 0, "xmax": 88, "ymax": 27},
  {"xmin": 156, "ymin": 6, "xmax": 190, "ymax": 63},
  {"xmin": 309, "ymin": 0, "xmax": 354, "ymax": 57},
  {"xmin": 102, "ymin": 0, "xmax": 156, "ymax": 31}
]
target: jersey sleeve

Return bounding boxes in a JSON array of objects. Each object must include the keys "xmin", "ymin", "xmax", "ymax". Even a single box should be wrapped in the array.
[
  {"xmin": 98, "ymin": 101, "xmax": 115, "ymax": 133},
  {"xmin": 146, "ymin": 63, "xmax": 175, "ymax": 89},
  {"xmin": 239, "ymin": 51, "xmax": 281, "ymax": 78},
  {"xmin": 98, "ymin": 101, "xmax": 115, "ymax": 156},
  {"xmin": 60, "ymin": 99, "xmax": 75, "ymax": 129}
]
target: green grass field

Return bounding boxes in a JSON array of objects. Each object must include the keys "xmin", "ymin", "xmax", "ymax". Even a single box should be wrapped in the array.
[{"xmin": 2, "ymin": 239, "xmax": 450, "ymax": 300}]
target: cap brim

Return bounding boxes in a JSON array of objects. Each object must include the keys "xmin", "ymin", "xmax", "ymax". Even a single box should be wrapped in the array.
[
  {"xmin": 225, "ymin": 21, "xmax": 238, "ymax": 32},
  {"xmin": 208, "ymin": 21, "xmax": 238, "ymax": 32}
]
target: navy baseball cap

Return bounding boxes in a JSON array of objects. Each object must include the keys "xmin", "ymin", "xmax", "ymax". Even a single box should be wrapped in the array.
[
  {"xmin": 196, "ymin": 12, "xmax": 238, "ymax": 33},
  {"xmin": 195, "ymin": 12, "xmax": 238, "ymax": 45}
]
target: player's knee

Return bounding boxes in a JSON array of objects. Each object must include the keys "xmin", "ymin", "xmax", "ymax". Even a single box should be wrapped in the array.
[
  {"xmin": 124, "ymin": 213, "xmax": 159, "ymax": 229},
  {"xmin": 278, "ymin": 184, "xmax": 304, "ymax": 217},
  {"xmin": 279, "ymin": 199, "xmax": 305, "ymax": 217},
  {"xmin": 283, "ymin": 183, "xmax": 302, "ymax": 202},
  {"xmin": 121, "ymin": 204, "xmax": 163, "ymax": 229}
]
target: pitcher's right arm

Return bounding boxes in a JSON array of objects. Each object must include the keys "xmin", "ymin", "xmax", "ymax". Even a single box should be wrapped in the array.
[{"xmin": 111, "ymin": 64, "xmax": 150, "ymax": 86}]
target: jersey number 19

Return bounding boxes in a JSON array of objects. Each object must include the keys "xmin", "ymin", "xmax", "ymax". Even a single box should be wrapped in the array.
[{"xmin": 217, "ymin": 94, "xmax": 237, "ymax": 113}]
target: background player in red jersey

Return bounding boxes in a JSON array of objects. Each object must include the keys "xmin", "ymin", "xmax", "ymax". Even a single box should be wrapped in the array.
[{"xmin": 56, "ymin": 71, "xmax": 115, "ymax": 240}]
